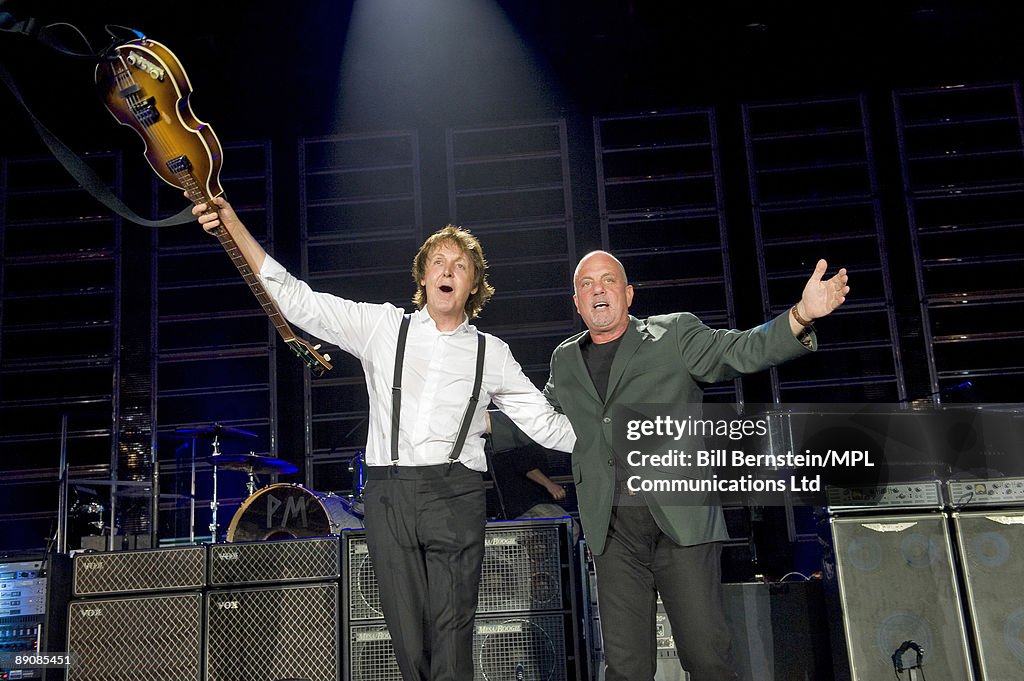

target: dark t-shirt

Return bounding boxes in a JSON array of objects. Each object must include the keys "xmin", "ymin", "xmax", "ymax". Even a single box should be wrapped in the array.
[{"xmin": 579, "ymin": 333, "xmax": 623, "ymax": 400}]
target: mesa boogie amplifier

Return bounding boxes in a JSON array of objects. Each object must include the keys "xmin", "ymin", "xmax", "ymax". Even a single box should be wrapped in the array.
[
  {"xmin": 347, "ymin": 612, "xmax": 576, "ymax": 681},
  {"xmin": 343, "ymin": 519, "xmax": 573, "ymax": 622}
]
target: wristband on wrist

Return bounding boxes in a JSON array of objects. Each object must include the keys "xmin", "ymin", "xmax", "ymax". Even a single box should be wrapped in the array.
[{"xmin": 791, "ymin": 304, "xmax": 814, "ymax": 328}]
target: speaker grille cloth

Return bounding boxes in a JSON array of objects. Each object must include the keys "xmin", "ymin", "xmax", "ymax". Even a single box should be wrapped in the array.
[
  {"xmin": 956, "ymin": 510, "xmax": 1024, "ymax": 680},
  {"xmin": 209, "ymin": 536, "xmax": 339, "ymax": 585},
  {"xmin": 206, "ymin": 582, "xmax": 338, "ymax": 681},
  {"xmin": 67, "ymin": 592, "xmax": 202, "ymax": 681},
  {"xmin": 346, "ymin": 523, "xmax": 564, "ymax": 621},
  {"xmin": 348, "ymin": 623, "xmax": 403, "ymax": 681},
  {"xmin": 73, "ymin": 546, "xmax": 206, "ymax": 595},
  {"xmin": 831, "ymin": 514, "xmax": 972, "ymax": 681},
  {"xmin": 474, "ymin": 614, "xmax": 567, "ymax": 681}
]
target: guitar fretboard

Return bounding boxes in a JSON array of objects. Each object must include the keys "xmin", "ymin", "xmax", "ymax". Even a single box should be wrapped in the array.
[{"xmin": 174, "ymin": 165, "xmax": 297, "ymax": 344}]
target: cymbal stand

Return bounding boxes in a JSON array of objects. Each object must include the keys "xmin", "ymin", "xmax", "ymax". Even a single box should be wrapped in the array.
[
  {"xmin": 209, "ymin": 433, "xmax": 221, "ymax": 540},
  {"xmin": 243, "ymin": 460, "xmax": 258, "ymax": 497}
]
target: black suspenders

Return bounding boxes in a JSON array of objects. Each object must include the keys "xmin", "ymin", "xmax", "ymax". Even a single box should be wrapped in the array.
[
  {"xmin": 390, "ymin": 315, "xmax": 412, "ymax": 463},
  {"xmin": 390, "ymin": 314, "xmax": 486, "ymax": 468}
]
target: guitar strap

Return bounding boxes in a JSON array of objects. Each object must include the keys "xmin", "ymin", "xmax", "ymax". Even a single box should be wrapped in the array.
[
  {"xmin": 0, "ymin": 63, "xmax": 194, "ymax": 227},
  {"xmin": 390, "ymin": 313, "xmax": 487, "ymax": 470},
  {"xmin": 0, "ymin": 19, "xmax": 194, "ymax": 227}
]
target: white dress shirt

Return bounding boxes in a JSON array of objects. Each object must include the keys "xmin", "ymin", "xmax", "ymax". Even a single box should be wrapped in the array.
[{"xmin": 259, "ymin": 255, "xmax": 576, "ymax": 471}]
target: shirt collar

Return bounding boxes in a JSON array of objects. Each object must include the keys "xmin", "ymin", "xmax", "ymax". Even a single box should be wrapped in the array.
[{"xmin": 411, "ymin": 307, "xmax": 475, "ymax": 334}]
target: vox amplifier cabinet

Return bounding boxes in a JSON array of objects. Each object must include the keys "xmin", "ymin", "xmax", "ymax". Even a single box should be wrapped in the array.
[
  {"xmin": 72, "ymin": 545, "xmax": 206, "ymax": 596},
  {"xmin": 343, "ymin": 519, "xmax": 573, "ymax": 622},
  {"xmin": 208, "ymin": 536, "xmax": 340, "ymax": 586},
  {"xmin": 205, "ymin": 582, "xmax": 339, "ymax": 681},
  {"xmin": 67, "ymin": 592, "xmax": 202, "ymax": 681}
]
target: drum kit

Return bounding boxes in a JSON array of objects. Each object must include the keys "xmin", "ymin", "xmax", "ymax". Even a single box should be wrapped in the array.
[{"xmin": 174, "ymin": 423, "xmax": 363, "ymax": 543}]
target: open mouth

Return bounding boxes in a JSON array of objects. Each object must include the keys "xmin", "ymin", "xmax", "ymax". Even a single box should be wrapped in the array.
[
  {"xmin": 440, "ymin": 285, "xmax": 454, "ymax": 293},
  {"xmin": 593, "ymin": 302, "xmax": 608, "ymax": 309}
]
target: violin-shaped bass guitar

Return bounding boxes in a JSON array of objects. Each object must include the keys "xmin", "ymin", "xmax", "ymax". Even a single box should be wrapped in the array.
[{"xmin": 95, "ymin": 38, "xmax": 332, "ymax": 376}]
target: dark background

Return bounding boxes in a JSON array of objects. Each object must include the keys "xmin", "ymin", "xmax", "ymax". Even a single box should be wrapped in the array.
[{"xmin": 2, "ymin": 0, "xmax": 1023, "ymax": 568}]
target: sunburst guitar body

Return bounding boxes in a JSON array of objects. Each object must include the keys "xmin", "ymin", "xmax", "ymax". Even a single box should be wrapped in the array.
[{"xmin": 96, "ymin": 38, "xmax": 332, "ymax": 376}]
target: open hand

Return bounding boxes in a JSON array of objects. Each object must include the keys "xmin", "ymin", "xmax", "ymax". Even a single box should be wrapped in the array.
[{"xmin": 798, "ymin": 259, "xmax": 849, "ymax": 321}]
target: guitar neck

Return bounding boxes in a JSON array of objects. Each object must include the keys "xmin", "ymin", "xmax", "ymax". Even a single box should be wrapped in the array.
[{"xmin": 186, "ymin": 189, "xmax": 297, "ymax": 344}]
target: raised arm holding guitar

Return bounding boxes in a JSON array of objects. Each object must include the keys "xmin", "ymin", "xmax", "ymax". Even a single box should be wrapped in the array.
[{"xmin": 95, "ymin": 36, "xmax": 331, "ymax": 375}]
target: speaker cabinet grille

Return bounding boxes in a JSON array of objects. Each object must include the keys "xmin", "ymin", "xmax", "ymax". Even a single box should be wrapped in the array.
[
  {"xmin": 473, "ymin": 613, "xmax": 568, "ymax": 681},
  {"xmin": 955, "ymin": 510, "xmax": 1024, "ymax": 681},
  {"xmin": 348, "ymin": 623, "xmax": 403, "ymax": 681},
  {"xmin": 344, "ymin": 520, "xmax": 569, "ymax": 621},
  {"xmin": 67, "ymin": 592, "xmax": 202, "ymax": 681},
  {"xmin": 347, "ymin": 613, "xmax": 574, "ymax": 681},
  {"xmin": 205, "ymin": 582, "xmax": 339, "ymax": 681},
  {"xmin": 72, "ymin": 546, "xmax": 206, "ymax": 596},
  {"xmin": 831, "ymin": 514, "xmax": 973, "ymax": 681},
  {"xmin": 209, "ymin": 536, "xmax": 340, "ymax": 586}
]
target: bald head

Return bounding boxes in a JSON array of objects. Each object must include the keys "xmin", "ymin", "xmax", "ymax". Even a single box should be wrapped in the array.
[
  {"xmin": 572, "ymin": 250, "xmax": 634, "ymax": 342},
  {"xmin": 573, "ymin": 251, "xmax": 628, "ymax": 293}
]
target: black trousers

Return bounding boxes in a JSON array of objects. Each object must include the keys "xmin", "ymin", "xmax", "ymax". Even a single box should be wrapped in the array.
[
  {"xmin": 593, "ymin": 503, "xmax": 739, "ymax": 681},
  {"xmin": 363, "ymin": 463, "xmax": 486, "ymax": 681}
]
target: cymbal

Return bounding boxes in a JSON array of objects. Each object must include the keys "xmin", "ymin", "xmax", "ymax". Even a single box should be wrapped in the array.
[
  {"xmin": 174, "ymin": 423, "xmax": 258, "ymax": 440},
  {"xmin": 212, "ymin": 453, "xmax": 298, "ymax": 475}
]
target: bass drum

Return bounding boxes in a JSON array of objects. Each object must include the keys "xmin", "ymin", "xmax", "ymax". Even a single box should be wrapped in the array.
[{"xmin": 226, "ymin": 483, "xmax": 364, "ymax": 542}]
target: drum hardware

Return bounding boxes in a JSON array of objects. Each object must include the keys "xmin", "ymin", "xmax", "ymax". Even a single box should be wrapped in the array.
[
  {"xmin": 174, "ymin": 423, "xmax": 259, "ymax": 441},
  {"xmin": 173, "ymin": 423, "xmax": 259, "ymax": 542},
  {"xmin": 215, "ymin": 452, "xmax": 299, "ymax": 496},
  {"xmin": 348, "ymin": 450, "xmax": 367, "ymax": 503},
  {"xmin": 226, "ymin": 483, "xmax": 364, "ymax": 542}
]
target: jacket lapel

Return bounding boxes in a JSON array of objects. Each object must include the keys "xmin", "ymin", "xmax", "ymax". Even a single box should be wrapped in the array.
[
  {"xmin": 605, "ymin": 316, "xmax": 646, "ymax": 403},
  {"xmin": 569, "ymin": 336, "xmax": 602, "ymax": 403}
]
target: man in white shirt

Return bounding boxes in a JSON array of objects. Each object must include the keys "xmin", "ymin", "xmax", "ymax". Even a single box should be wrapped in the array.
[{"xmin": 192, "ymin": 197, "xmax": 575, "ymax": 681}]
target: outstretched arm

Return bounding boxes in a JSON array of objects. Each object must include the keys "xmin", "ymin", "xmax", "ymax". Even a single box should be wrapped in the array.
[
  {"xmin": 189, "ymin": 194, "xmax": 268, "ymax": 273},
  {"xmin": 789, "ymin": 259, "xmax": 849, "ymax": 335}
]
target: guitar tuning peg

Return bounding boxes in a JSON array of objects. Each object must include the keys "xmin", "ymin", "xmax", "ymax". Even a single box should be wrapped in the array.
[
  {"xmin": 314, "ymin": 344, "xmax": 322, "ymax": 350},
  {"xmin": 323, "ymin": 354, "xmax": 332, "ymax": 362}
]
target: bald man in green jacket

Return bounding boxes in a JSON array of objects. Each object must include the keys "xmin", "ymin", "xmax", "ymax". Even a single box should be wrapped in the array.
[{"xmin": 544, "ymin": 251, "xmax": 848, "ymax": 681}]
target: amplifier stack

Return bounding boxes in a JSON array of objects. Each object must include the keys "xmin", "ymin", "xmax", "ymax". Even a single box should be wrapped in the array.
[
  {"xmin": 343, "ymin": 518, "xmax": 580, "ymax": 681},
  {"xmin": 67, "ymin": 546, "xmax": 207, "ymax": 681},
  {"xmin": 206, "ymin": 537, "xmax": 341, "ymax": 681},
  {"xmin": 827, "ymin": 477, "xmax": 1024, "ymax": 681},
  {"xmin": 58, "ymin": 518, "xmax": 578, "ymax": 681}
]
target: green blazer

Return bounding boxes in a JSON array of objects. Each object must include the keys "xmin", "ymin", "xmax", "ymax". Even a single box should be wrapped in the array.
[{"xmin": 543, "ymin": 311, "xmax": 815, "ymax": 556}]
